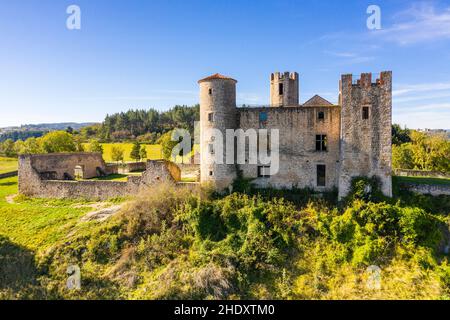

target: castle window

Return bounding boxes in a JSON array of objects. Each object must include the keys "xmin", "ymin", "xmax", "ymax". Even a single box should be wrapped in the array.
[
  {"xmin": 317, "ymin": 165, "xmax": 326, "ymax": 187},
  {"xmin": 209, "ymin": 171, "xmax": 214, "ymax": 176},
  {"xmin": 208, "ymin": 143, "xmax": 215, "ymax": 154},
  {"xmin": 259, "ymin": 111, "xmax": 268, "ymax": 122},
  {"xmin": 318, "ymin": 111, "xmax": 325, "ymax": 120},
  {"xmin": 316, "ymin": 135, "xmax": 327, "ymax": 151},
  {"xmin": 279, "ymin": 83, "xmax": 284, "ymax": 95},
  {"xmin": 208, "ymin": 88, "xmax": 212, "ymax": 95},
  {"xmin": 362, "ymin": 107, "xmax": 369, "ymax": 120},
  {"xmin": 258, "ymin": 166, "xmax": 271, "ymax": 178},
  {"xmin": 208, "ymin": 112, "xmax": 215, "ymax": 122}
]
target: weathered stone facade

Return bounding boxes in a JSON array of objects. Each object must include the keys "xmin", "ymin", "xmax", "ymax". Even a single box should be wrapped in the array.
[
  {"xmin": 18, "ymin": 154, "xmax": 180, "ymax": 200},
  {"xmin": 198, "ymin": 71, "xmax": 393, "ymax": 198}
]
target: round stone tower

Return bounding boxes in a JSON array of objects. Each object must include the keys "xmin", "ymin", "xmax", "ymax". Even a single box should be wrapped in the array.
[{"xmin": 198, "ymin": 73, "xmax": 237, "ymax": 190}]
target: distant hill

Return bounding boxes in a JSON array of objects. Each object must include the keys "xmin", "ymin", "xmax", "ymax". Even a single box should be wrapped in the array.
[{"xmin": 0, "ymin": 122, "xmax": 98, "ymax": 142}]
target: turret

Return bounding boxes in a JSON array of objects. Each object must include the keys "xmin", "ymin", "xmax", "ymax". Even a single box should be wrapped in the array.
[
  {"xmin": 198, "ymin": 73, "xmax": 238, "ymax": 190},
  {"xmin": 270, "ymin": 71, "xmax": 299, "ymax": 107},
  {"xmin": 338, "ymin": 71, "xmax": 392, "ymax": 199}
]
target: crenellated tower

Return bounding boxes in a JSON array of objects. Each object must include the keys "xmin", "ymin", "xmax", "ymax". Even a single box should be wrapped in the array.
[
  {"xmin": 198, "ymin": 73, "xmax": 238, "ymax": 190},
  {"xmin": 270, "ymin": 72, "xmax": 299, "ymax": 107},
  {"xmin": 338, "ymin": 72, "xmax": 393, "ymax": 199}
]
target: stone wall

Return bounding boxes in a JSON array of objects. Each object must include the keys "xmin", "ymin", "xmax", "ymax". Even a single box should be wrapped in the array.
[
  {"xmin": 237, "ymin": 106, "xmax": 341, "ymax": 190},
  {"xmin": 23, "ymin": 152, "xmax": 107, "ymax": 180},
  {"xmin": 338, "ymin": 72, "xmax": 392, "ymax": 199},
  {"xmin": 400, "ymin": 183, "xmax": 450, "ymax": 196},
  {"xmin": 18, "ymin": 155, "xmax": 181, "ymax": 200},
  {"xmin": 106, "ymin": 163, "xmax": 160, "ymax": 175},
  {"xmin": 394, "ymin": 169, "xmax": 450, "ymax": 179}
]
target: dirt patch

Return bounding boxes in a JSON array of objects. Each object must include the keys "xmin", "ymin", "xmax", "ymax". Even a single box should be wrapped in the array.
[
  {"xmin": 80, "ymin": 205, "xmax": 123, "ymax": 222},
  {"xmin": 5, "ymin": 194, "xmax": 17, "ymax": 204}
]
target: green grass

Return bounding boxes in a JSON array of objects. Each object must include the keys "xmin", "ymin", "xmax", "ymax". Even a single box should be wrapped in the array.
[
  {"xmin": 393, "ymin": 176, "xmax": 450, "ymax": 186},
  {"xmin": 180, "ymin": 177, "xmax": 197, "ymax": 183},
  {"xmin": 0, "ymin": 176, "xmax": 99, "ymax": 250},
  {"xmin": 0, "ymin": 157, "xmax": 18, "ymax": 174},
  {"xmin": 83, "ymin": 143, "xmax": 163, "ymax": 162}
]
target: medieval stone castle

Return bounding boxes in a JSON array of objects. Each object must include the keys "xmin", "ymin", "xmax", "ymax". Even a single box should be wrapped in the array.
[
  {"xmin": 199, "ymin": 71, "xmax": 392, "ymax": 199},
  {"xmin": 18, "ymin": 71, "xmax": 392, "ymax": 200}
]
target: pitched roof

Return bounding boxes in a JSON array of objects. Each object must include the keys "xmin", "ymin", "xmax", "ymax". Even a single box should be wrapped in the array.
[
  {"xmin": 302, "ymin": 95, "xmax": 334, "ymax": 106},
  {"xmin": 198, "ymin": 73, "xmax": 237, "ymax": 83}
]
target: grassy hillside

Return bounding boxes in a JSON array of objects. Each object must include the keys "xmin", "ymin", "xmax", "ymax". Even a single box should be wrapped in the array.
[
  {"xmin": 0, "ymin": 157, "xmax": 18, "ymax": 174},
  {"xmin": 0, "ymin": 176, "xmax": 449, "ymax": 300},
  {"xmin": 0, "ymin": 177, "xmax": 119, "ymax": 250}
]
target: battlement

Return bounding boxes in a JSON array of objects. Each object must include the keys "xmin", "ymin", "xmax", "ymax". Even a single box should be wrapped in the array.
[
  {"xmin": 341, "ymin": 71, "xmax": 392, "ymax": 88},
  {"xmin": 271, "ymin": 71, "xmax": 298, "ymax": 81}
]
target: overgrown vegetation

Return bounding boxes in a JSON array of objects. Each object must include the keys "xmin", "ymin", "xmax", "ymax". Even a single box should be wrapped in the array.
[
  {"xmin": 1, "ymin": 176, "xmax": 449, "ymax": 300},
  {"xmin": 392, "ymin": 126, "xmax": 450, "ymax": 173}
]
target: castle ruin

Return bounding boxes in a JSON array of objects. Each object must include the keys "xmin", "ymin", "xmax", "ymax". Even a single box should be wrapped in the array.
[{"xmin": 198, "ymin": 71, "xmax": 392, "ymax": 198}]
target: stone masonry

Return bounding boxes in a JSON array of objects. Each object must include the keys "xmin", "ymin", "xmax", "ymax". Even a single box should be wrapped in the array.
[
  {"xmin": 18, "ymin": 154, "xmax": 180, "ymax": 200},
  {"xmin": 198, "ymin": 71, "xmax": 393, "ymax": 198}
]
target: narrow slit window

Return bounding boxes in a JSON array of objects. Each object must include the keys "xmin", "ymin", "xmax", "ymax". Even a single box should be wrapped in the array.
[
  {"xmin": 209, "ymin": 171, "xmax": 214, "ymax": 176},
  {"xmin": 208, "ymin": 88, "xmax": 212, "ymax": 95},
  {"xmin": 208, "ymin": 143, "xmax": 215, "ymax": 154},
  {"xmin": 317, "ymin": 165, "xmax": 326, "ymax": 187},
  {"xmin": 279, "ymin": 83, "xmax": 284, "ymax": 95},
  {"xmin": 315, "ymin": 135, "xmax": 327, "ymax": 151},
  {"xmin": 208, "ymin": 112, "xmax": 214, "ymax": 122},
  {"xmin": 362, "ymin": 107, "xmax": 369, "ymax": 120}
]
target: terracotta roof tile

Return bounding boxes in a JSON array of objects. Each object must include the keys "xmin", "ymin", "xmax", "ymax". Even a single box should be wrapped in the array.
[{"xmin": 198, "ymin": 73, "xmax": 237, "ymax": 83}]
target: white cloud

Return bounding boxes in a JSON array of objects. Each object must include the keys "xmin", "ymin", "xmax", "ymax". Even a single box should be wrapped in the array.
[
  {"xmin": 393, "ymin": 81, "xmax": 450, "ymax": 96},
  {"xmin": 395, "ymin": 102, "xmax": 450, "ymax": 113},
  {"xmin": 375, "ymin": 2, "xmax": 450, "ymax": 45},
  {"xmin": 323, "ymin": 50, "xmax": 375, "ymax": 64}
]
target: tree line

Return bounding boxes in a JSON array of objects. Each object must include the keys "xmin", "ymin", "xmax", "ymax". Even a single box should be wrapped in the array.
[
  {"xmin": 392, "ymin": 124, "xmax": 450, "ymax": 173},
  {"xmin": 82, "ymin": 104, "xmax": 199, "ymax": 142}
]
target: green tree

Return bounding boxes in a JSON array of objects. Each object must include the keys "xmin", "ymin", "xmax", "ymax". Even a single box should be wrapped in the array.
[
  {"xmin": 23, "ymin": 137, "xmax": 42, "ymax": 154},
  {"xmin": 40, "ymin": 131, "xmax": 77, "ymax": 153},
  {"xmin": 139, "ymin": 146, "xmax": 148, "ymax": 161},
  {"xmin": 88, "ymin": 139, "xmax": 104, "ymax": 154},
  {"xmin": 157, "ymin": 131, "xmax": 181, "ymax": 161},
  {"xmin": 1, "ymin": 139, "xmax": 16, "ymax": 157},
  {"xmin": 392, "ymin": 124, "xmax": 411, "ymax": 146},
  {"xmin": 130, "ymin": 141, "xmax": 141, "ymax": 162},
  {"xmin": 111, "ymin": 145, "xmax": 125, "ymax": 163},
  {"xmin": 14, "ymin": 140, "xmax": 25, "ymax": 155}
]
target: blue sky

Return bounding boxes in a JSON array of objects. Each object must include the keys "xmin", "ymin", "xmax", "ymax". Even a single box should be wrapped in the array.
[{"xmin": 1, "ymin": 0, "xmax": 450, "ymax": 129}]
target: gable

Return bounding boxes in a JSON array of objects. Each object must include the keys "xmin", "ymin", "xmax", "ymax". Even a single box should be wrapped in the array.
[{"xmin": 303, "ymin": 95, "xmax": 334, "ymax": 106}]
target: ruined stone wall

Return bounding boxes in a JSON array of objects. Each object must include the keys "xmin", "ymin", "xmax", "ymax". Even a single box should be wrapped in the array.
[
  {"xmin": 338, "ymin": 72, "xmax": 392, "ymax": 199},
  {"xmin": 18, "ymin": 156, "xmax": 180, "ymax": 200},
  {"xmin": 24, "ymin": 152, "xmax": 106, "ymax": 179},
  {"xmin": 237, "ymin": 106, "xmax": 341, "ymax": 190},
  {"xmin": 394, "ymin": 169, "xmax": 450, "ymax": 179},
  {"xmin": 400, "ymin": 183, "xmax": 450, "ymax": 196}
]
